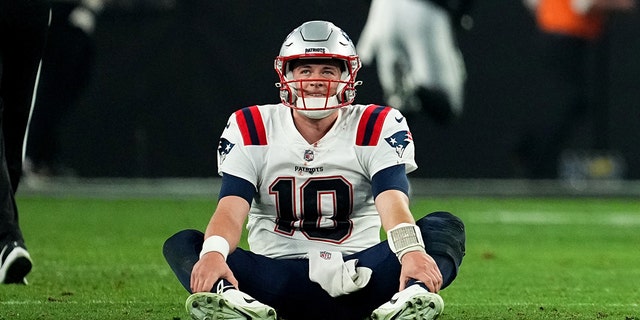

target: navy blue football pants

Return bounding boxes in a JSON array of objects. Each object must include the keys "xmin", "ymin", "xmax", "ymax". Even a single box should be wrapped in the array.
[{"xmin": 164, "ymin": 211, "xmax": 465, "ymax": 320}]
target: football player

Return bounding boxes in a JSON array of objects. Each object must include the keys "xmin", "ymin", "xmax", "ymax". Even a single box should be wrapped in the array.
[
  {"xmin": 163, "ymin": 20, "xmax": 466, "ymax": 320},
  {"xmin": 357, "ymin": 0, "xmax": 468, "ymax": 125},
  {"xmin": 0, "ymin": 0, "xmax": 50, "ymax": 284}
]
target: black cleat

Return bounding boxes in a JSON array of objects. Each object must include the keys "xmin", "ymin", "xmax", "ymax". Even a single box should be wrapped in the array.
[{"xmin": 0, "ymin": 241, "xmax": 32, "ymax": 284}]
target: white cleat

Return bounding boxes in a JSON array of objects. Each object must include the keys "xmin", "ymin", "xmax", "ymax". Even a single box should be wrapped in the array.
[
  {"xmin": 185, "ymin": 288, "xmax": 277, "ymax": 320},
  {"xmin": 370, "ymin": 284, "xmax": 444, "ymax": 320}
]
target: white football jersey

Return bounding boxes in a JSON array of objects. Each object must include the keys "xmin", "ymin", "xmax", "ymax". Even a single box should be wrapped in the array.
[{"xmin": 217, "ymin": 104, "xmax": 417, "ymax": 259}]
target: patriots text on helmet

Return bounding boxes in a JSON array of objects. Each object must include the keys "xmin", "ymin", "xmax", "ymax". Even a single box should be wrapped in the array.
[{"xmin": 305, "ymin": 47, "xmax": 327, "ymax": 54}]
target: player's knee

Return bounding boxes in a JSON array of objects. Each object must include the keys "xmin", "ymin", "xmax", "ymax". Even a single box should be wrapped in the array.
[
  {"xmin": 417, "ymin": 211, "xmax": 466, "ymax": 263},
  {"xmin": 163, "ymin": 229, "xmax": 203, "ymax": 258},
  {"xmin": 418, "ymin": 211, "xmax": 464, "ymax": 232}
]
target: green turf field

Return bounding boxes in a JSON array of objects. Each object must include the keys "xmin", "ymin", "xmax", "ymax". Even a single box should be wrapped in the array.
[{"xmin": 2, "ymin": 195, "xmax": 639, "ymax": 319}]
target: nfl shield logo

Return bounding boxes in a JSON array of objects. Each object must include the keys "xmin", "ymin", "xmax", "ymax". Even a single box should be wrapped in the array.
[
  {"xmin": 304, "ymin": 149, "xmax": 314, "ymax": 161},
  {"xmin": 319, "ymin": 251, "xmax": 332, "ymax": 260}
]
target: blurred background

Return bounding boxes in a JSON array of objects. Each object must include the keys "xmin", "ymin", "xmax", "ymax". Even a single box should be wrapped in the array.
[{"xmin": 24, "ymin": 0, "xmax": 640, "ymax": 185}]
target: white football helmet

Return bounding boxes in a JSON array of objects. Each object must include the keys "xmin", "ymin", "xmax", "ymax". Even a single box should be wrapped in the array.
[{"xmin": 275, "ymin": 21, "xmax": 362, "ymax": 118}]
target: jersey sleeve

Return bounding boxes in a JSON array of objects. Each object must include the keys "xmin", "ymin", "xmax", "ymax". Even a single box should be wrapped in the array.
[
  {"xmin": 216, "ymin": 107, "xmax": 266, "ymax": 187},
  {"xmin": 355, "ymin": 105, "xmax": 418, "ymax": 178}
]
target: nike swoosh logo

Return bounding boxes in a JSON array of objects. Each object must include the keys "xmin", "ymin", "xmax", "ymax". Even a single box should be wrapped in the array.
[
  {"xmin": 0, "ymin": 245, "xmax": 8, "ymax": 262},
  {"xmin": 243, "ymin": 297, "xmax": 257, "ymax": 304},
  {"xmin": 395, "ymin": 116, "xmax": 404, "ymax": 123},
  {"xmin": 225, "ymin": 122, "xmax": 230, "ymax": 129},
  {"xmin": 389, "ymin": 298, "xmax": 399, "ymax": 304}
]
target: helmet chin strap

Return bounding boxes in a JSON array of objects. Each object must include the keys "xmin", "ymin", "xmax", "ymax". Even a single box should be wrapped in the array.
[{"xmin": 295, "ymin": 96, "xmax": 341, "ymax": 119}]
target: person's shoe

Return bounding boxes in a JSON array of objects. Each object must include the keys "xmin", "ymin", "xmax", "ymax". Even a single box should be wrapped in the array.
[
  {"xmin": 370, "ymin": 284, "xmax": 444, "ymax": 320},
  {"xmin": 0, "ymin": 241, "xmax": 32, "ymax": 284},
  {"xmin": 185, "ymin": 281, "xmax": 277, "ymax": 320}
]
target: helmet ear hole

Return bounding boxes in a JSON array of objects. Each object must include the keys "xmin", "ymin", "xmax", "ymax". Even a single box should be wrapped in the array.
[
  {"xmin": 279, "ymin": 88, "xmax": 293, "ymax": 104},
  {"xmin": 338, "ymin": 88, "xmax": 348, "ymax": 103},
  {"xmin": 341, "ymin": 88, "xmax": 356, "ymax": 103}
]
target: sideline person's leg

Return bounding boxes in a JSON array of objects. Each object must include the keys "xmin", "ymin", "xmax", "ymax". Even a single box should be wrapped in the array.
[
  {"xmin": 0, "ymin": 0, "xmax": 49, "ymax": 285},
  {"xmin": 1, "ymin": 0, "xmax": 50, "ymax": 191}
]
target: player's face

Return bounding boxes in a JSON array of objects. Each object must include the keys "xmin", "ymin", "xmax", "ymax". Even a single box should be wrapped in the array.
[{"xmin": 291, "ymin": 61, "xmax": 342, "ymax": 98}]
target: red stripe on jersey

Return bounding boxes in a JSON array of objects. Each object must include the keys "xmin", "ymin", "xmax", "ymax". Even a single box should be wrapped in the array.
[
  {"xmin": 356, "ymin": 105, "xmax": 391, "ymax": 146},
  {"xmin": 234, "ymin": 106, "xmax": 267, "ymax": 145}
]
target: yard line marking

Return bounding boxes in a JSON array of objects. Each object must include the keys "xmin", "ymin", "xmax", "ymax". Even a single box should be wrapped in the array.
[
  {"xmin": 3, "ymin": 300, "xmax": 637, "ymax": 308},
  {"xmin": 466, "ymin": 211, "xmax": 640, "ymax": 226},
  {"xmin": 446, "ymin": 302, "xmax": 640, "ymax": 307},
  {"xmin": 0, "ymin": 300, "xmax": 163, "ymax": 305}
]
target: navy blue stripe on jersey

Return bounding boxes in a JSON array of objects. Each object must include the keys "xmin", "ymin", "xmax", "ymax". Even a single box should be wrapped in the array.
[
  {"xmin": 218, "ymin": 173, "xmax": 256, "ymax": 205},
  {"xmin": 356, "ymin": 105, "xmax": 392, "ymax": 146},
  {"xmin": 371, "ymin": 164, "xmax": 409, "ymax": 198},
  {"xmin": 235, "ymin": 106, "xmax": 267, "ymax": 145}
]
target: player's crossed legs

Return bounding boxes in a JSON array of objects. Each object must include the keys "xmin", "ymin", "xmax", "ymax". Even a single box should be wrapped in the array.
[{"xmin": 185, "ymin": 280, "xmax": 443, "ymax": 320}]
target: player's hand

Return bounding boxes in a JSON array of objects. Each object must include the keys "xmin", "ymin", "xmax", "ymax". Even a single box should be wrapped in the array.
[
  {"xmin": 398, "ymin": 251, "xmax": 442, "ymax": 293},
  {"xmin": 190, "ymin": 252, "xmax": 238, "ymax": 293},
  {"xmin": 69, "ymin": 6, "xmax": 96, "ymax": 34}
]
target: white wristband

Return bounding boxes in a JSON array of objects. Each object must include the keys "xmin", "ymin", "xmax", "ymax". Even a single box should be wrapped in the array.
[
  {"xmin": 199, "ymin": 235, "xmax": 230, "ymax": 260},
  {"xmin": 387, "ymin": 223, "xmax": 426, "ymax": 262}
]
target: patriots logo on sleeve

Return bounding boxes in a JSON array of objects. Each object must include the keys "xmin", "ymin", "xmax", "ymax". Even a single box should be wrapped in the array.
[
  {"xmin": 384, "ymin": 130, "xmax": 413, "ymax": 158},
  {"xmin": 218, "ymin": 138, "xmax": 235, "ymax": 164}
]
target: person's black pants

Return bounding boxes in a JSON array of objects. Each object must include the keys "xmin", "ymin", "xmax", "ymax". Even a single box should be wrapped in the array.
[{"xmin": 0, "ymin": 0, "xmax": 50, "ymax": 245}]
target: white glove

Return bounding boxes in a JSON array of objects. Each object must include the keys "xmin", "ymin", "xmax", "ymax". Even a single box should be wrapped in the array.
[{"xmin": 69, "ymin": 6, "xmax": 96, "ymax": 34}]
